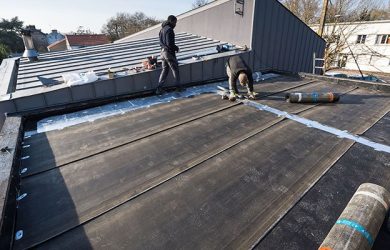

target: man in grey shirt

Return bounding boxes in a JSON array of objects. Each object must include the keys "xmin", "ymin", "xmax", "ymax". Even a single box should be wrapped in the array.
[
  {"xmin": 156, "ymin": 15, "xmax": 181, "ymax": 95},
  {"xmin": 226, "ymin": 55, "xmax": 257, "ymax": 101}
]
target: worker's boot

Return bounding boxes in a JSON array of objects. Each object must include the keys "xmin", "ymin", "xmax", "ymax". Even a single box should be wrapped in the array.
[
  {"xmin": 175, "ymin": 86, "xmax": 185, "ymax": 92},
  {"xmin": 155, "ymin": 87, "xmax": 165, "ymax": 95}
]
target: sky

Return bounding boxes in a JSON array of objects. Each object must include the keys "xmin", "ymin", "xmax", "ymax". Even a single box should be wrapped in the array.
[{"xmin": 0, "ymin": 0, "xmax": 197, "ymax": 34}]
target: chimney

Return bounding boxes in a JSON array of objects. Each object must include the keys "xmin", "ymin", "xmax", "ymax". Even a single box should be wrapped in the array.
[{"xmin": 21, "ymin": 29, "xmax": 39, "ymax": 62}]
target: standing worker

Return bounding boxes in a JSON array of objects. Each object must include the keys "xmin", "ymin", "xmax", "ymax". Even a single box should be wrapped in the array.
[
  {"xmin": 226, "ymin": 55, "xmax": 257, "ymax": 101},
  {"xmin": 156, "ymin": 15, "xmax": 181, "ymax": 95}
]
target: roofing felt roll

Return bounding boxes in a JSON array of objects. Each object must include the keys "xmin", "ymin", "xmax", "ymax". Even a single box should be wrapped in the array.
[
  {"xmin": 286, "ymin": 92, "xmax": 340, "ymax": 103},
  {"xmin": 319, "ymin": 183, "xmax": 390, "ymax": 250}
]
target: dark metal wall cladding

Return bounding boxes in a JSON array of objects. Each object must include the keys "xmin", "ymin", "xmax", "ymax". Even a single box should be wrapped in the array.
[
  {"xmin": 251, "ymin": 0, "xmax": 325, "ymax": 73},
  {"xmin": 117, "ymin": 0, "xmax": 255, "ymax": 48},
  {"xmin": 120, "ymin": 0, "xmax": 325, "ymax": 74}
]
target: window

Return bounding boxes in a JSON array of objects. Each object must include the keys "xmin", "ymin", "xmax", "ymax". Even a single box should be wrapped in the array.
[
  {"xmin": 356, "ymin": 35, "xmax": 367, "ymax": 44},
  {"xmin": 235, "ymin": 0, "xmax": 245, "ymax": 16},
  {"xmin": 375, "ymin": 34, "xmax": 390, "ymax": 44}
]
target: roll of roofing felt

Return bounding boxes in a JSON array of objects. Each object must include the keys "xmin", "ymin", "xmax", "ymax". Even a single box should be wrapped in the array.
[
  {"xmin": 285, "ymin": 92, "xmax": 340, "ymax": 103},
  {"xmin": 319, "ymin": 183, "xmax": 390, "ymax": 250}
]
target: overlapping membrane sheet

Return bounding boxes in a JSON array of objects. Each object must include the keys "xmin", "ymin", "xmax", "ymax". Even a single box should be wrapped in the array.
[
  {"xmin": 16, "ymin": 32, "xmax": 229, "ymax": 91},
  {"xmin": 14, "ymin": 75, "xmax": 390, "ymax": 249}
]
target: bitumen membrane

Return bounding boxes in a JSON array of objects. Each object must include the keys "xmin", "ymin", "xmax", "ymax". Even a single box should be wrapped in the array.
[{"xmin": 12, "ymin": 76, "xmax": 390, "ymax": 249}]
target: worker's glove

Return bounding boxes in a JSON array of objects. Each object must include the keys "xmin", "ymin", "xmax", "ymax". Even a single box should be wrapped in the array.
[
  {"xmin": 248, "ymin": 91, "xmax": 258, "ymax": 100},
  {"xmin": 229, "ymin": 92, "xmax": 244, "ymax": 101},
  {"xmin": 229, "ymin": 92, "xmax": 237, "ymax": 102}
]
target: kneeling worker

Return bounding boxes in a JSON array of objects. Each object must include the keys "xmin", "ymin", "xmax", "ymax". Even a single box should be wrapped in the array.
[{"xmin": 226, "ymin": 55, "xmax": 256, "ymax": 101}]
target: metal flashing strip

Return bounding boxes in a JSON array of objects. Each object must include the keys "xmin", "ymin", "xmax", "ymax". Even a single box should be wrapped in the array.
[
  {"xmin": 244, "ymin": 100, "xmax": 390, "ymax": 153},
  {"xmin": 25, "ymin": 73, "xmax": 280, "ymax": 136}
]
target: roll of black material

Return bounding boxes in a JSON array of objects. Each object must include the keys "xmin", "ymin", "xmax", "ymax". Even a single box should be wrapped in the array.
[
  {"xmin": 319, "ymin": 183, "xmax": 390, "ymax": 250},
  {"xmin": 285, "ymin": 92, "xmax": 340, "ymax": 103}
]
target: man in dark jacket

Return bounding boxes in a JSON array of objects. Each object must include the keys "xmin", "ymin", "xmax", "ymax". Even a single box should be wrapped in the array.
[
  {"xmin": 156, "ymin": 15, "xmax": 181, "ymax": 95},
  {"xmin": 226, "ymin": 55, "xmax": 256, "ymax": 101}
]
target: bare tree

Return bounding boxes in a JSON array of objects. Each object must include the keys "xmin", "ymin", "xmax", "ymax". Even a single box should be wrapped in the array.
[
  {"xmin": 280, "ymin": 0, "xmax": 321, "ymax": 24},
  {"xmin": 192, "ymin": 0, "xmax": 210, "ymax": 9},
  {"xmin": 75, "ymin": 26, "xmax": 93, "ymax": 35},
  {"xmin": 322, "ymin": 0, "xmax": 387, "ymax": 70},
  {"xmin": 281, "ymin": 0, "xmax": 389, "ymax": 72},
  {"xmin": 102, "ymin": 12, "xmax": 160, "ymax": 41}
]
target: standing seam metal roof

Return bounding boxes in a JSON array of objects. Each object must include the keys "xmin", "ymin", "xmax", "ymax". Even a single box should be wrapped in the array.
[{"xmin": 16, "ymin": 33, "xmax": 227, "ymax": 92}]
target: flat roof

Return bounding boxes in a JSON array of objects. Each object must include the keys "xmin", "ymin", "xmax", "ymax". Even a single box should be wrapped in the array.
[{"xmin": 11, "ymin": 75, "xmax": 390, "ymax": 249}]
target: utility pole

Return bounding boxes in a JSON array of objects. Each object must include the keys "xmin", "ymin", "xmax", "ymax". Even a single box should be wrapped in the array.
[{"xmin": 318, "ymin": 0, "xmax": 329, "ymax": 37}]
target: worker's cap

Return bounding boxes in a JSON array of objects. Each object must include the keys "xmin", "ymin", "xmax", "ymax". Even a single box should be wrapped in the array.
[
  {"xmin": 238, "ymin": 72, "xmax": 249, "ymax": 86},
  {"xmin": 167, "ymin": 15, "xmax": 177, "ymax": 23}
]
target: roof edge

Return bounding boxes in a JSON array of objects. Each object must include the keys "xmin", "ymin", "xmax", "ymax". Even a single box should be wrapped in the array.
[
  {"xmin": 300, "ymin": 72, "xmax": 390, "ymax": 93},
  {"xmin": 115, "ymin": 0, "xmax": 231, "ymax": 43},
  {"xmin": 310, "ymin": 19, "xmax": 390, "ymax": 27},
  {"xmin": 0, "ymin": 116, "xmax": 23, "ymax": 250}
]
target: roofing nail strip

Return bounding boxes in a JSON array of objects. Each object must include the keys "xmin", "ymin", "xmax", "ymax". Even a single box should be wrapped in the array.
[{"xmin": 244, "ymin": 100, "xmax": 390, "ymax": 154}]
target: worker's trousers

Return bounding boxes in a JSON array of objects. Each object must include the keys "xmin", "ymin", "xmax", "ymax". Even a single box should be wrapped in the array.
[{"xmin": 158, "ymin": 49, "xmax": 180, "ymax": 88}]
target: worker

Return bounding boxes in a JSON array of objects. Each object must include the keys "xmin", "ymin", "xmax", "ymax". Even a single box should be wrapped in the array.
[
  {"xmin": 226, "ymin": 55, "xmax": 256, "ymax": 101},
  {"xmin": 156, "ymin": 15, "xmax": 181, "ymax": 95}
]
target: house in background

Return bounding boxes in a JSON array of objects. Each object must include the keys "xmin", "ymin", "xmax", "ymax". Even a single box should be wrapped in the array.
[
  {"xmin": 25, "ymin": 25, "xmax": 49, "ymax": 53},
  {"xmin": 47, "ymin": 34, "xmax": 110, "ymax": 51},
  {"xmin": 47, "ymin": 29, "xmax": 65, "ymax": 45},
  {"xmin": 311, "ymin": 20, "xmax": 390, "ymax": 73}
]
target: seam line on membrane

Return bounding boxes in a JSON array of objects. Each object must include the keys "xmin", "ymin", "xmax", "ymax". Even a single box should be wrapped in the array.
[{"xmin": 243, "ymin": 100, "xmax": 390, "ymax": 154}]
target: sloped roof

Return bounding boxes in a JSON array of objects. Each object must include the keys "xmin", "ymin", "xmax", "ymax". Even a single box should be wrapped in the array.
[
  {"xmin": 47, "ymin": 38, "xmax": 66, "ymax": 49},
  {"xmin": 65, "ymin": 34, "xmax": 110, "ymax": 47}
]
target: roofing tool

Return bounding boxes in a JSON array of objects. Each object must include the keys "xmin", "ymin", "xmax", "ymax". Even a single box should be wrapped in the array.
[
  {"xmin": 285, "ymin": 92, "xmax": 340, "ymax": 103},
  {"xmin": 319, "ymin": 183, "xmax": 390, "ymax": 250}
]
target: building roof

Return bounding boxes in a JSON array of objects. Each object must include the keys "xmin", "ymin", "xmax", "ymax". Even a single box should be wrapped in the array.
[
  {"xmin": 15, "ymin": 33, "xmax": 226, "ymax": 92},
  {"xmin": 65, "ymin": 34, "xmax": 110, "ymax": 47},
  {"xmin": 11, "ymin": 74, "xmax": 390, "ymax": 249},
  {"xmin": 310, "ymin": 19, "xmax": 390, "ymax": 27},
  {"xmin": 47, "ymin": 38, "xmax": 66, "ymax": 49},
  {"xmin": 1, "ymin": 1, "xmax": 389, "ymax": 248}
]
